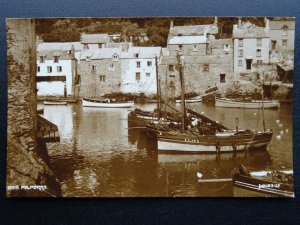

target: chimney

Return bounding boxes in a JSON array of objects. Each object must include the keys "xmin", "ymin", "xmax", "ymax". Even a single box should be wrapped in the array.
[
  {"xmin": 70, "ymin": 45, "xmax": 75, "ymax": 57},
  {"xmin": 170, "ymin": 20, "xmax": 174, "ymax": 28},
  {"xmin": 129, "ymin": 36, "xmax": 133, "ymax": 43},
  {"xmin": 238, "ymin": 17, "xmax": 242, "ymax": 28},
  {"xmin": 122, "ymin": 42, "xmax": 129, "ymax": 52},
  {"xmin": 214, "ymin": 16, "xmax": 218, "ymax": 26},
  {"xmin": 265, "ymin": 17, "xmax": 270, "ymax": 31}
]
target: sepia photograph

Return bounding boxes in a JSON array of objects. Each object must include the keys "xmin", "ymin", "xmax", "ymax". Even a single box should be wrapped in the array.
[{"xmin": 6, "ymin": 16, "xmax": 295, "ymax": 197}]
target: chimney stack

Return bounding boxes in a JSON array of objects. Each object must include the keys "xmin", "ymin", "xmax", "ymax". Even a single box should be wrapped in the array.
[
  {"xmin": 238, "ymin": 17, "xmax": 242, "ymax": 28},
  {"xmin": 214, "ymin": 16, "xmax": 218, "ymax": 26},
  {"xmin": 265, "ymin": 17, "xmax": 270, "ymax": 31},
  {"xmin": 170, "ymin": 20, "xmax": 174, "ymax": 28}
]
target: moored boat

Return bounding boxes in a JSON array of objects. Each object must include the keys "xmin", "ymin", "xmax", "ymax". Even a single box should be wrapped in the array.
[
  {"xmin": 175, "ymin": 96, "xmax": 202, "ymax": 103},
  {"xmin": 215, "ymin": 98, "xmax": 280, "ymax": 109},
  {"xmin": 44, "ymin": 101, "xmax": 67, "ymax": 105},
  {"xmin": 82, "ymin": 97, "xmax": 134, "ymax": 108},
  {"xmin": 232, "ymin": 165, "xmax": 294, "ymax": 197}
]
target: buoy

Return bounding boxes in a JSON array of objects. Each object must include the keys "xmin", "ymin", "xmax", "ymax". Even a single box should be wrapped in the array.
[
  {"xmin": 197, "ymin": 172, "xmax": 203, "ymax": 179},
  {"xmin": 276, "ymin": 120, "xmax": 280, "ymax": 124},
  {"xmin": 201, "ymin": 112, "xmax": 204, "ymax": 114}
]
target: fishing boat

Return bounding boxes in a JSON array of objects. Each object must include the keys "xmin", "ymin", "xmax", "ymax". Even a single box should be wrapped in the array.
[
  {"xmin": 175, "ymin": 96, "xmax": 202, "ymax": 103},
  {"xmin": 215, "ymin": 97, "xmax": 280, "ymax": 109},
  {"xmin": 154, "ymin": 52, "xmax": 273, "ymax": 153},
  {"xmin": 44, "ymin": 101, "xmax": 67, "ymax": 105},
  {"xmin": 82, "ymin": 97, "xmax": 134, "ymax": 108},
  {"xmin": 232, "ymin": 165, "xmax": 294, "ymax": 197}
]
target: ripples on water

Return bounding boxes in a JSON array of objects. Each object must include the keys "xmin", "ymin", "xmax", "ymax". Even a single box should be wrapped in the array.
[{"xmin": 40, "ymin": 102, "xmax": 293, "ymax": 197}]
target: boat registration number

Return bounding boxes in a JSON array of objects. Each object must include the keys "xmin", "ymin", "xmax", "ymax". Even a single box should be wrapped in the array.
[
  {"xmin": 184, "ymin": 139, "xmax": 200, "ymax": 143},
  {"xmin": 259, "ymin": 183, "xmax": 280, "ymax": 189}
]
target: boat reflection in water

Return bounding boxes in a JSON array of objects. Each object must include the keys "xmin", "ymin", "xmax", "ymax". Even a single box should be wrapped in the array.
[{"xmin": 41, "ymin": 102, "xmax": 292, "ymax": 197}]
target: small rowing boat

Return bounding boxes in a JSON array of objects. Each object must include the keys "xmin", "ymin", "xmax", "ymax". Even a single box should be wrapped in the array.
[
  {"xmin": 44, "ymin": 101, "xmax": 67, "ymax": 105},
  {"xmin": 215, "ymin": 98, "xmax": 280, "ymax": 109},
  {"xmin": 82, "ymin": 97, "xmax": 134, "ymax": 108},
  {"xmin": 176, "ymin": 96, "xmax": 202, "ymax": 103}
]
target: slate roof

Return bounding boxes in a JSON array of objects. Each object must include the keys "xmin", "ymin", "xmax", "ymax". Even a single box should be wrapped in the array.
[
  {"xmin": 233, "ymin": 23, "xmax": 269, "ymax": 38},
  {"xmin": 168, "ymin": 35, "xmax": 207, "ymax": 44},
  {"xmin": 80, "ymin": 46, "xmax": 162, "ymax": 60},
  {"xmin": 37, "ymin": 50, "xmax": 75, "ymax": 60},
  {"xmin": 81, "ymin": 33, "xmax": 109, "ymax": 44},
  {"xmin": 169, "ymin": 24, "xmax": 218, "ymax": 36},
  {"xmin": 37, "ymin": 42, "xmax": 83, "ymax": 51}
]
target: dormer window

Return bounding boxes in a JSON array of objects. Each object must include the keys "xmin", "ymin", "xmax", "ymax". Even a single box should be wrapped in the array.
[
  {"xmin": 112, "ymin": 54, "xmax": 119, "ymax": 61},
  {"xmin": 54, "ymin": 56, "xmax": 59, "ymax": 63},
  {"xmin": 40, "ymin": 56, "xmax": 45, "ymax": 63},
  {"xmin": 134, "ymin": 53, "xmax": 139, "ymax": 58},
  {"xmin": 84, "ymin": 44, "xmax": 89, "ymax": 49}
]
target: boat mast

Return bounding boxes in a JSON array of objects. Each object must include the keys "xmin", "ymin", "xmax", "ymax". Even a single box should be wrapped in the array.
[
  {"xmin": 261, "ymin": 73, "xmax": 266, "ymax": 132},
  {"xmin": 177, "ymin": 52, "xmax": 186, "ymax": 131},
  {"xmin": 155, "ymin": 55, "xmax": 161, "ymax": 119}
]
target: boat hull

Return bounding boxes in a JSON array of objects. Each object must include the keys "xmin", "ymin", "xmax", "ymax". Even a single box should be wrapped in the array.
[
  {"xmin": 82, "ymin": 99, "xmax": 134, "ymax": 108},
  {"xmin": 157, "ymin": 131, "xmax": 273, "ymax": 153},
  {"xmin": 176, "ymin": 97, "xmax": 202, "ymax": 103},
  {"xmin": 215, "ymin": 98, "xmax": 280, "ymax": 109},
  {"xmin": 44, "ymin": 101, "xmax": 67, "ymax": 105},
  {"xmin": 233, "ymin": 174, "xmax": 294, "ymax": 198}
]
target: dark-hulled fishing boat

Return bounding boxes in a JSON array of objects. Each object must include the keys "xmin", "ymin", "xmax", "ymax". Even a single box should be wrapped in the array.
[{"xmin": 232, "ymin": 165, "xmax": 294, "ymax": 197}]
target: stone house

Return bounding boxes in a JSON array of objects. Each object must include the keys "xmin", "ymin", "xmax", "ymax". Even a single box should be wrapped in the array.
[
  {"xmin": 269, "ymin": 20, "xmax": 295, "ymax": 51},
  {"xmin": 80, "ymin": 33, "xmax": 110, "ymax": 50},
  {"xmin": 233, "ymin": 18, "xmax": 270, "ymax": 77},
  {"xmin": 78, "ymin": 44, "xmax": 162, "ymax": 97},
  {"xmin": 36, "ymin": 43, "xmax": 77, "ymax": 96}
]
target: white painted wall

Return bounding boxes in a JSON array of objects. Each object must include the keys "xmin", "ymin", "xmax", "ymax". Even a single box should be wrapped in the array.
[
  {"xmin": 37, "ymin": 59, "xmax": 74, "ymax": 96},
  {"xmin": 233, "ymin": 37, "xmax": 270, "ymax": 76},
  {"xmin": 120, "ymin": 58, "xmax": 158, "ymax": 95}
]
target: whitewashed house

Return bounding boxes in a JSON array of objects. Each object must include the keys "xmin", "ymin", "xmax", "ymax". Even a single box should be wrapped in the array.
[
  {"xmin": 233, "ymin": 18, "xmax": 270, "ymax": 76},
  {"xmin": 120, "ymin": 46, "xmax": 162, "ymax": 95},
  {"xmin": 36, "ymin": 43, "xmax": 77, "ymax": 96}
]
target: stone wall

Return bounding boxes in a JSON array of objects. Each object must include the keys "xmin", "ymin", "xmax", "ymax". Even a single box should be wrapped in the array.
[
  {"xmin": 78, "ymin": 58, "xmax": 122, "ymax": 97},
  {"xmin": 6, "ymin": 19, "xmax": 61, "ymax": 197}
]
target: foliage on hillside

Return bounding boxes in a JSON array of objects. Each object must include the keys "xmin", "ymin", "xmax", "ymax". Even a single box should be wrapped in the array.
[{"xmin": 36, "ymin": 17, "xmax": 274, "ymax": 46}]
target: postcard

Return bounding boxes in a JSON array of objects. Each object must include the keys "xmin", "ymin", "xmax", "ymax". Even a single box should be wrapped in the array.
[{"xmin": 6, "ymin": 17, "xmax": 295, "ymax": 197}]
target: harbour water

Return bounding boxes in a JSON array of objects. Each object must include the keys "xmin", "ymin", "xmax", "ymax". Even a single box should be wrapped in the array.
[{"xmin": 41, "ymin": 102, "xmax": 293, "ymax": 197}]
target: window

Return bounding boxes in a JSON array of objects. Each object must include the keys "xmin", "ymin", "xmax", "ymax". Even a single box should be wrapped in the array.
[
  {"xmin": 136, "ymin": 61, "xmax": 141, "ymax": 68},
  {"xmin": 84, "ymin": 44, "xmax": 89, "ymax": 49},
  {"xmin": 98, "ymin": 43, "xmax": 103, "ymax": 48},
  {"xmin": 37, "ymin": 66, "xmax": 40, "ymax": 72},
  {"xmin": 99, "ymin": 75, "xmax": 105, "ymax": 82},
  {"xmin": 203, "ymin": 64, "xmax": 209, "ymax": 72},
  {"xmin": 220, "ymin": 74, "xmax": 226, "ymax": 83},
  {"xmin": 169, "ymin": 65, "xmax": 174, "ymax": 71},
  {"xmin": 257, "ymin": 60, "xmax": 263, "ymax": 64},
  {"xmin": 193, "ymin": 45, "xmax": 197, "ymax": 51},
  {"xmin": 92, "ymin": 65, "xmax": 97, "ymax": 72},
  {"xmin": 57, "ymin": 66, "xmax": 62, "ymax": 72},
  {"xmin": 257, "ymin": 38, "xmax": 262, "ymax": 47},
  {"xmin": 109, "ymin": 64, "xmax": 114, "ymax": 71},
  {"xmin": 282, "ymin": 39, "xmax": 287, "ymax": 47},
  {"xmin": 206, "ymin": 43, "xmax": 210, "ymax": 54},
  {"xmin": 256, "ymin": 49, "xmax": 261, "ymax": 57},
  {"xmin": 178, "ymin": 45, "xmax": 183, "ymax": 51},
  {"xmin": 147, "ymin": 61, "xmax": 152, "ymax": 66},
  {"xmin": 282, "ymin": 25, "xmax": 288, "ymax": 36},
  {"xmin": 134, "ymin": 53, "xmax": 139, "ymax": 58},
  {"xmin": 54, "ymin": 56, "xmax": 59, "ymax": 63},
  {"xmin": 136, "ymin": 72, "xmax": 140, "ymax": 81},
  {"xmin": 224, "ymin": 44, "xmax": 230, "ymax": 54},
  {"xmin": 86, "ymin": 56, "xmax": 91, "ymax": 61},
  {"xmin": 39, "ymin": 56, "xmax": 45, "ymax": 63},
  {"xmin": 146, "ymin": 73, "xmax": 150, "ymax": 77},
  {"xmin": 238, "ymin": 49, "xmax": 243, "ymax": 57},
  {"xmin": 238, "ymin": 60, "xmax": 243, "ymax": 66},
  {"xmin": 47, "ymin": 66, "xmax": 52, "ymax": 73},
  {"xmin": 238, "ymin": 39, "xmax": 243, "ymax": 47},
  {"xmin": 169, "ymin": 75, "xmax": 175, "ymax": 78}
]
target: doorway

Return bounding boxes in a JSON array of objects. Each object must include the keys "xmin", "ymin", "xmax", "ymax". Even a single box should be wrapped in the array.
[{"xmin": 246, "ymin": 59, "xmax": 252, "ymax": 70}]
